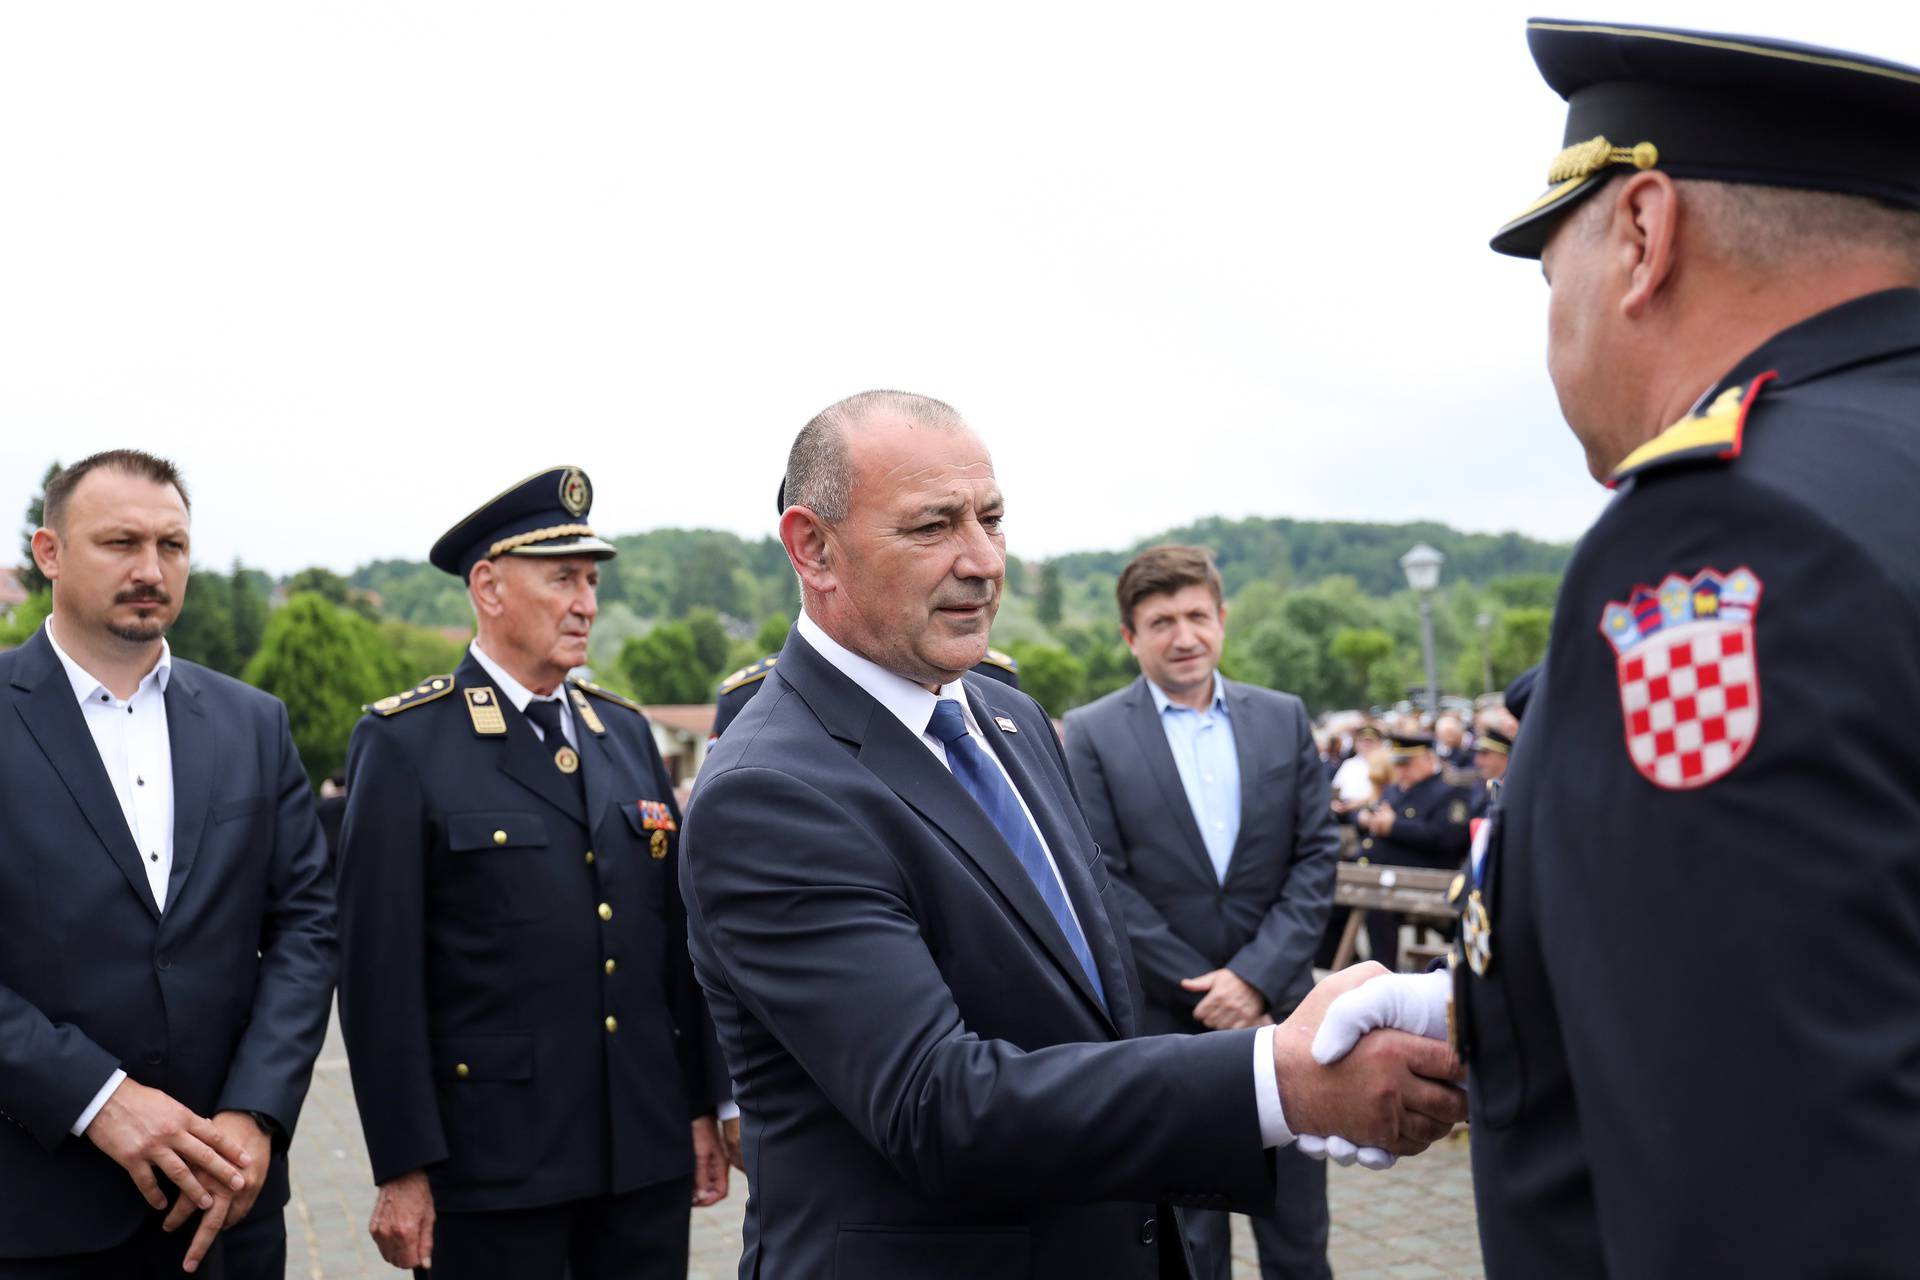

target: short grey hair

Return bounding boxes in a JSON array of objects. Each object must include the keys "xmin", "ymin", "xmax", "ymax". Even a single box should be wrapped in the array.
[{"xmin": 782, "ymin": 389, "xmax": 967, "ymax": 522}]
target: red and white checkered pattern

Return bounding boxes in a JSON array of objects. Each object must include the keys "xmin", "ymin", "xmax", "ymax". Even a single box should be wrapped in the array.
[{"xmin": 1617, "ymin": 621, "xmax": 1759, "ymax": 790}]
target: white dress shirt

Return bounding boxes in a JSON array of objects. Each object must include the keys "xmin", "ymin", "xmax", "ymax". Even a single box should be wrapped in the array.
[
  {"xmin": 796, "ymin": 614, "xmax": 1293, "ymax": 1147},
  {"xmin": 45, "ymin": 623, "xmax": 176, "ymax": 1136},
  {"xmin": 469, "ymin": 641, "xmax": 577, "ymax": 748}
]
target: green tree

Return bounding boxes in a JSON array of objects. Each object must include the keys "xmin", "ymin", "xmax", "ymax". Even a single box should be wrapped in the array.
[
  {"xmin": 244, "ymin": 592, "xmax": 388, "ymax": 784},
  {"xmin": 371, "ymin": 621, "xmax": 465, "ymax": 690},
  {"xmin": 683, "ymin": 607, "xmax": 732, "ymax": 677},
  {"xmin": 18, "ymin": 461, "xmax": 60, "ymax": 595},
  {"xmin": 754, "ymin": 612, "xmax": 792, "ymax": 653},
  {"xmin": 0, "ymin": 591, "xmax": 52, "ymax": 649},
  {"xmin": 229, "ymin": 561, "xmax": 268, "ymax": 671},
  {"xmin": 1007, "ymin": 642, "xmax": 1085, "ymax": 719},
  {"xmin": 1234, "ymin": 619, "xmax": 1322, "ymax": 705},
  {"xmin": 166, "ymin": 568, "xmax": 238, "ymax": 674},
  {"xmin": 617, "ymin": 622, "xmax": 712, "ymax": 704},
  {"xmin": 1490, "ymin": 608, "xmax": 1553, "ymax": 688},
  {"xmin": 1328, "ymin": 627, "xmax": 1395, "ymax": 707},
  {"xmin": 1035, "ymin": 560, "xmax": 1063, "ymax": 627}
]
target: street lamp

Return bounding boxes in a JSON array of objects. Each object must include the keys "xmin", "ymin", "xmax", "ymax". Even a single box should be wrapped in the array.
[
  {"xmin": 1476, "ymin": 611, "xmax": 1495, "ymax": 695},
  {"xmin": 1400, "ymin": 544, "xmax": 1445, "ymax": 720}
]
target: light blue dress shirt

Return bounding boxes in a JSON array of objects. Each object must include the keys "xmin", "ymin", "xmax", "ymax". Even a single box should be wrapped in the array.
[{"xmin": 1149, "ymin": 673, "xmax": 1241, "ymax": 883}]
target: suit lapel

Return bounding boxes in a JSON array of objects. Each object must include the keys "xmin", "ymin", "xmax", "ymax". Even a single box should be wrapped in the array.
[
  {"xmin": 163, "ymin": 667, "xmax": 212, "ymax": 911},
  {"xmin": 1223, "ymin": 681, "xmax": 1266, "ymax": 881},
  {"xmin": 456, "ymin": 656, "xmax": 586, "ymax": 825},
  {"xmin": 967, "ymin": 683, "xmax": 1127, "ymax": 1037},
  {"xmin": 10, "ymin": 630, "xmax": 160, "ymax": 921},
  {"xmin": 1126, "ymin": 679, "xmax": 1217, "ymax": 886},
  {"xmin": 571, "ymin": 698, "xmax": 615, "ymax": 833}
]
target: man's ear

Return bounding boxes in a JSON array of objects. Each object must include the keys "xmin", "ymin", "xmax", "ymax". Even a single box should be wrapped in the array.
[
  {"xmin": 1616, "ymin": 171, "xmax": 1680, "ymax": 320},
  {"xmin": 468, "ymin": 559, "xmax": 506, "ymax": 619},
  {"xmin": 780, "ymin": 508, "xmax": 836, "ymax": 597},
  {"xmin": 29, "ymin": 527, "xmax": 60, "ymax": 583}
]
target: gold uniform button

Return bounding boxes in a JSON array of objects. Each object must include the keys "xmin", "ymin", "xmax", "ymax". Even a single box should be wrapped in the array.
[
  {"xmin": 598, "ymin": 902, "xmax": 613, "ymax": 921},
  {"xmin": 604, "ymin": 1016, "xmax": 618, "ymax": 1033},
  {"xmin": 584, "ymin": 850, "xmax": 595, "ymax": 865},
  {"xmin": 1404, "ymin": 807, "xmax": 1417, "ymax": 819},
  {"xmin": 604, "ymin": 958, "xmax": 617, "ymax": 975},
  {"xmin": 455, "ymin": 1063, "xmax": 470, "ymax": 1079},
  {"xmin": 493, "ymin": 830, "xmax": 508, "ymax": 845}
]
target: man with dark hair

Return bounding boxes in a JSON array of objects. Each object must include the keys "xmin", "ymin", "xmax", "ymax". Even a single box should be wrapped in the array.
[
  {"xmin": 1063, "ymin": 544, "xmax": 1339, "ymax": 1280},
  {"xmin": 0, "ymin": 450, "xmax": 335, "ymax": 1277},
  {"xmin": 681, "ymin": 393, "xmax": 1462, "ymax": 1280},
  {"xmin": 1313, "ymin": 20, "xmax": 1920, "ymax": 1276},
  {"xmin": 335, "ymin": 466, "xmax": 729, "ymax": 1279}
]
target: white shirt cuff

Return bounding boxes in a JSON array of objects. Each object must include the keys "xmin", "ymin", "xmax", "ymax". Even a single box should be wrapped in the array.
[
  {"xmin": 72, "ymin": 1069, "xmax": 127, "ymax": 1137},
  {"xmin": 1252, "ymin": 1025, "xmax": 1293, "ymax": 1148},
  {"xmin": 717, "ymin": 1099, "xmax": 740, "ymax": 1123}
]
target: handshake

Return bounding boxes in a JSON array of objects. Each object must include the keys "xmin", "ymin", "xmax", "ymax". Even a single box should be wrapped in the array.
[{"xmin": 1270, "ymin": 964, "xmax": 1461, "ymax": 1168}]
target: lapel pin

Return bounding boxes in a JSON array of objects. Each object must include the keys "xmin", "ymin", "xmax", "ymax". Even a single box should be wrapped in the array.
[{"xmin": 994, "ymin": 715, "xmax": 1019, "ymax": 734}]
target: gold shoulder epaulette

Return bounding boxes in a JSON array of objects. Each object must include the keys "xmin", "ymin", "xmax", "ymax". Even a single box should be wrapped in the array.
[
  {"xmin": 1609, "ymin": 372, "xmax": 1776, "ymax": 488},
  {"xmin": 717, "ymin": 656, "xmax": 776, "ymax": 696},
  {"xmin": 571, "ymin": 677, "xmax": 644, "ymax": 713},
  {"xmin": 366, "ymin": 675, "xmax": 456, "ymax": 716},
  {"xmin": 981, "ymin": 647, "xmax": 1019, "ymax": 673}
]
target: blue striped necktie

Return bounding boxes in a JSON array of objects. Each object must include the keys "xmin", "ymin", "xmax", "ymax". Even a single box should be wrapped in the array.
[{"xmin": 926, "ymin": 698, "xmax": 1106, "ymax": 1009}]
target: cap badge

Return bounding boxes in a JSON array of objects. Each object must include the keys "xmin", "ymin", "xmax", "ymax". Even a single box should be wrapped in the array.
[{"xmin": 559, "ymin": 467, "xmax": 591, "ymax": 517}]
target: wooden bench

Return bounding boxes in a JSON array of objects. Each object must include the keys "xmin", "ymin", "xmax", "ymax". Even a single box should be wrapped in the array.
[{"xmin": 1328, "ymin": 862, "xmax": 1458, "ymax": 971}]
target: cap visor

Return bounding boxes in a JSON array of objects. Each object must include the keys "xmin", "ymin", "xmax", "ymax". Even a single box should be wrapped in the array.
[
  {"xmin": 504, "ymin": 535, "xmax": 619, "ymax": 561},
  {"xmin": 1489, "ymin": 172, "xmax": 1606, "ymax": 258}
]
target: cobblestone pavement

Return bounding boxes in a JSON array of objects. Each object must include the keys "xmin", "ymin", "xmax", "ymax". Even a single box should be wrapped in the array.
[{"xmin": 288, "ymin": 1007, "xmax": 1482, "ymax": 1278}]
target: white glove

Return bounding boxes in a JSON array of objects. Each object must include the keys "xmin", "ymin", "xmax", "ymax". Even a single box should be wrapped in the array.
[
  {"xmin": 1311, "ymin": 969, "xmax": 1452, "ymax": 1065},
  {"xmin": 1296, "ymin": 969, "xmax": 1454, "ymax": 1173}
]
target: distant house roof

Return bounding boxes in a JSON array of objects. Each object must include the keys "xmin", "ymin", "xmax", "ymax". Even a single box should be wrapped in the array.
[
  {"xmin": 644, "ymin": 704, "xmax": 716, "ymax": 739},
  {"xmin": 0, "ymin": 567, "xmax": 27, "ymax": 609}
]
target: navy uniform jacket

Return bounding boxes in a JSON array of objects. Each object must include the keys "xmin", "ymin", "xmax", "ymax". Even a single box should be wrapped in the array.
[
  {"xmin": 681, "ymin": 633, "xmax": 1276, "ymax": 1280},
  {"xmin": 1463, "ymin": 289, "xmax": 1920, "ymax": 1277},
  {"xmin": 0, "ymin": 628, "xmax": 336, "ymax": 1257},
  {"xmin": 1063, "ymin": 677, "xmax": 1338, "ymax": 1030},
  {"xmin": 1357, "ymin": 773, "xmax": 1471, "ymax": 871},
  {"xmin": 335, "ymin": 652, "xmax": 724, "ymax": 1214}
]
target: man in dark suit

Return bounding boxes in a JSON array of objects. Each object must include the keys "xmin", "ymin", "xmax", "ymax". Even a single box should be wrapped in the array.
[
  {"xmin": 0, "ymin": 450, "xmax": 335, "ymax": 1277},
  {"xmin": 1064, "ymin": 544, "xmax": 1338, "ymax": 1280},
  {"xmin": 335, "ymin": 467, "xmax": 729, "ymax": 1280},
  {"xmin": 1315, "ymin": 21, "xmax": 1920, "ymax": 1276},
  {"xmin": 680, "ymin": 390, "xmax": 1466, "ymax": 1280},
  {"xmin": 709, "ymin": 643, "xmax": 1018, "ymax": 743}
]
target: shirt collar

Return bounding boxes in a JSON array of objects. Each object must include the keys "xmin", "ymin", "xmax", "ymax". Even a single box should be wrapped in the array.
[
  {"xmin": 796, "ymin": 611, "xmax": 975, "ymax": 741},
  {"xmin": 468, "ymin": 640, "xmax": 563, "ymax": 713},
  {"xmin": 44, "ymin": 620, "xmax": 171, "ymax": 706},
  {"xmin": 1147, "ymin": 671, "xmax": 1227, "ymax": 717}
]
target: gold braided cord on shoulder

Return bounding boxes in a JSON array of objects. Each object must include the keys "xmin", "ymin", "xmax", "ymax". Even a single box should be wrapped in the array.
[
  {"xmin": 1547, "ymin": 136, "xmax": 1660, "ymax": 184},
  {"xmin": 488, "ymin": 523, "xmax": 595, "ymax": 558},
  {"xmin": 1527, "ymin": 22, "xmax": 1920, "ymax": 89}
]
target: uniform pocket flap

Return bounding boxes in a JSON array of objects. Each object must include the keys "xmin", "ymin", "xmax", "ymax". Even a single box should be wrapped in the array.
[
  {"xmin": 448, "ymin": 812, "xmax": 550, "ymax": 852},
  {"xmin": 433, "ymin": 1034, "xmax": 533, "ymax": 1082}
]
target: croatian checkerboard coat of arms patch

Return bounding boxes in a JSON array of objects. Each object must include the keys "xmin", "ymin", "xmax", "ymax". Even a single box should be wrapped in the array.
[{"xmin": 1599, "ymin": 567, "xmax": 1763, "ymax": 790}]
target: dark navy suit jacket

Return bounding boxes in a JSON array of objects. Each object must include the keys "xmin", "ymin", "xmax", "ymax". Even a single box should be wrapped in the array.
[
  {"xmin": 1064, "ymin": 677, "xmax": 1338, "ymax": 1032},
  {"xmin": 0, "ymin": 627, "xmax": 336, "ymax": 1257},
  {"xmin": 681, "ymin": 632, "xmax": 1276, "ymax": 1280},
  {"xmin": 336, "ymin": 652, "xmax": 725, "ymax": 1215}
]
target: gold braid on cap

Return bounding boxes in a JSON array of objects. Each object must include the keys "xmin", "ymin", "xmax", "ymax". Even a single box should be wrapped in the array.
[
  {"xmin": 488, "ymin": 523, "xmax": 596, "ymax": 558},
  {"xmin": 1547, "ymin": 136, "xmax": 1660, "ymax": 184}
]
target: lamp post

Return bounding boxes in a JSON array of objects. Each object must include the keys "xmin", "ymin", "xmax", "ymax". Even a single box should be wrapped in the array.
[
  {"xmin": 1476, "ymin": 610, "xmax": 1495, "ymax": 695},
  {"xmin": 1400, "ymin": 544, "xmax": 1445, "ymax": 721}
]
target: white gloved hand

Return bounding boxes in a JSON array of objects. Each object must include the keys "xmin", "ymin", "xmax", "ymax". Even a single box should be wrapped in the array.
[
  {"xmin": 1310, "ymin": 969, "xmax": 1453, "ymax": 1065},
  {"xmin": 1295, "ymin": 969, "xmax": 1455, "ymax": 1173}
]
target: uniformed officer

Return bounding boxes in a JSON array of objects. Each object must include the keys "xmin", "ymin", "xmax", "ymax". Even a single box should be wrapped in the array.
[
  {"xmin": 1309, "ymin": 19, "xmax": 1920, "ymax": 1276},
  {"xmin": 335, "ymin": 467, "xmax": 729, "ymax": 1279},
  {"xmin": 709, "ymin": 644, "xmax": 1019, "ymax": 743},
  {"xmin": 1347, "ymin": 732, "xmax": 1470, "ymax": 969},
  {"xmin": 1466, "ymin": 727, "xmax": 1511, "ymax": 821}
]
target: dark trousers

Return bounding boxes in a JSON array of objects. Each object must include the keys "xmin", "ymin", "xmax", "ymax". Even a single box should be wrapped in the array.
[
  {"xmin": 0, "ymin": 1214, "xmax": 226, "ymax": 1280},
  {"xmin": 415, "ymin": 1178, "xmax": 692, "ymax": 1280},
  {"xmin": 219, "ymin": 1208, "xmax": 285, "ymax": 1280},
  {"xmin": 1181, "ymin": 1146, "xmax": 1329, "ymax": 1280}
]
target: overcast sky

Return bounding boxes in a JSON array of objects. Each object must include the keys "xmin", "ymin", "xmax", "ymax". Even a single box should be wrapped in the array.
[{"xmin": 2, "ymin": 3, "xmax": 1911, "ymax": 576}]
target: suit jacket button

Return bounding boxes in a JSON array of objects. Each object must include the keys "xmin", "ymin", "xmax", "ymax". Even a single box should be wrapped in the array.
[
  {"xmin": 455, "ymin": 1063, "xmax": 470, "ymax": 1079},
  {"xmin": 145, "ymin": 1054, "xmax": 163, "ymax": 1066},
  {"xmin": 155, "ymin": 955, "xmax": 171, "ymax": 970},
  {"xmin": 604, "ymin": 1016, "xmax": 619, "ymax": 1033},
  {"xmin": 584, "ymin": 850, "xmax": 595, "ymax": 864},
  {"xmin": 493, "ymin": 830, "xmax": 508, "ymax": 845},
  {"xmin": 598, "ymin": 903, "xmax": 613, "ymax": 921},
  {"xmin": 604, "ymin": 958, "xmax": 616, "ymax": 975},
  {"xmin": 1139, "ymin": 1218, "xmax": 1157, "ymax": 1246}
]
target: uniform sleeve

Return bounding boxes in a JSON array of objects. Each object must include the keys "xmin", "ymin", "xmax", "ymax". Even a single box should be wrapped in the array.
[
  {"xmin": 215, "ymin": 698, "xmax": 338, "ymax": 1135},
  {"xmin": 1380, "ymin": 789, "xmax": 1471, "ymax": 860},
  {"xmin": 335, "ymin": 719, "xmax": 447, "ymax": 1184},
  {"xmin": 1227, "ymin": 700, "xmax": 1340, "ymax": 1009},
  {"xmin": 1062, "ymin": 712, "xmax": 1213, "ymax": 1011},
  {"xmin": 1538, "ymin": 467, "xmax": 1920, "ymax": 1275},
  {"xmin": 681, "ymin": 764, "xmax": 1274, "ymax": 1209}
]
